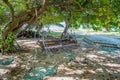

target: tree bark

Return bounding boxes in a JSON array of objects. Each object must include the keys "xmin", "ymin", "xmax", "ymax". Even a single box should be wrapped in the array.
[
  {"xmin": 61, "ymin": 23, "xmax": 69, "ymax": 39},
  {"xmin": 105, "ymin": 23, "xmax": 109, "ymax": 32},
  {"xmin": 61, "ymin": 3, "xmax": 70, "ymax": 39}
]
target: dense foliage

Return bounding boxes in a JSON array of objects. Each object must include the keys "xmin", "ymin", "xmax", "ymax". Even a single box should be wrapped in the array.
[{"xmin": 0, "ymin": 0, "xmax": 120, "ymax": 31}]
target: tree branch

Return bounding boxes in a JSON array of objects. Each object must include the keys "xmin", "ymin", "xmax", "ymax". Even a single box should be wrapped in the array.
[
  {"xmin": 28, "ymin": 0, "xmax": 48, "ymax": 23},
  {"xmin": 12, "ymin": 0, "xmax": 48, "ymax": 30},
  {"xmin": 3, "ymin": 0, "xmax": 14, "ymax": 21}
]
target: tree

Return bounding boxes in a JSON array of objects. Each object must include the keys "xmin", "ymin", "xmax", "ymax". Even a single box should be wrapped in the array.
[{"xmin": 1, "ymin": 0, "xmax": 48, "ymax": 53}]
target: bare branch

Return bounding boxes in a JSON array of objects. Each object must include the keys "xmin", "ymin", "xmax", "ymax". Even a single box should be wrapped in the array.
[
  {"xmin": 28, "ymin": 0, "xmax": 48, "ymax": 23},
  {"xmin": 38, "ymin": 0, "xmax": 48, "ymax": 15}
]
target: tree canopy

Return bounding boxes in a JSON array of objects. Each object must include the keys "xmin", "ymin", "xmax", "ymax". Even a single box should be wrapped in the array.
[{"xmin": 0, "ymin": 0, "xmax": 120, "ymax": 31}]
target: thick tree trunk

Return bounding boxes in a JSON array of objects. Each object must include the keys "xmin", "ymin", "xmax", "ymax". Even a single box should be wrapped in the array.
[
  {"xmin": 61, "ymin": 5, "xmax": 72, "ymax": 39},
  {"xmin": 1, "ymin": 18, "xmax": 33, "ymax": 54},
  {"xmin": 1, "ymin": 15, "xmax": 43, "ymax": 54},
  {"xmin": 1, "ymin": 0, "xmax": 48, "ymax": 54},
  {"xmin": 1, "ymin": 16, "xmax": 36, "ymax": 54},
  {"xmin": 61, "ymin": 24, "xmax": 69, "ymax": 39},
  {"xmin": 1, "ymin": 19, "xmax": 19, "ymax": 54},
  {"xmin": 105, "ymin": 23, "xmax": 109, "ymax": 32},
  {"xmin": 61, "ymin": 13, "xmax": 70, "ymax": 39}
]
